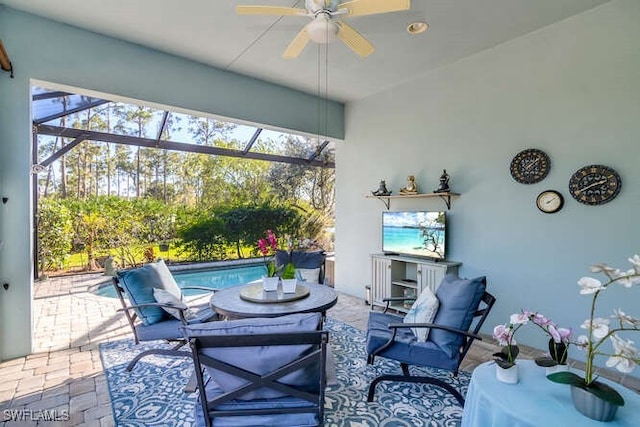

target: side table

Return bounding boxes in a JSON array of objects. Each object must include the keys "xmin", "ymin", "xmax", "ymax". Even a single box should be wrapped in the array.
[{"xmin": 462, "ymin": 360, "xmax": 640, "ymax": 426}]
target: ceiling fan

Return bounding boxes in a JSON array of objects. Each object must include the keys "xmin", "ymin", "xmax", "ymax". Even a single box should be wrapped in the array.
[{"xmin": 237, "ymin": 0, "xmax": 411, "ymax": 58}]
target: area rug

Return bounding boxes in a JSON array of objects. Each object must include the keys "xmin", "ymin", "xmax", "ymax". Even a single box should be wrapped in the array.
[{"xmin": 100, "ymin": 318, "xmax": 470, "ymax": 426}]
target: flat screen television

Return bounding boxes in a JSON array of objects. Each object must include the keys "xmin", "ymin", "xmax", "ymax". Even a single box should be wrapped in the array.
[{"xmin": 382, "ymin": 211, "xmax": 446, "ymax": 260}]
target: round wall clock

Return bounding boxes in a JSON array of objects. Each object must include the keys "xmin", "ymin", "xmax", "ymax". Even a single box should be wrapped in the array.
[
  {"xmin": 568, "ymin": 164, "xmax": 622, "ymax": 205},
  {"xmin": 536, "ymin": 190, "xmax": 564, "ymax": 214},
  {"xmin": 510, "ymin": 148, "xmax": 551, "ymax": 184}
]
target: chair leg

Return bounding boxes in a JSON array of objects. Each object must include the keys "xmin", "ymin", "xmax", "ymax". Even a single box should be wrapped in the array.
[
  {"xmin": 126, "ymin": 341, "xmax": 190, "ymax": 371},
  {"xmin": 401, "ymin": 362, "xmax": 410, "ymax": 376},
  {"xmin": 367, "ymin": 374, "xmax": 465, "ymax": 407},
  {"xmin": 184, "ymin": 371, "xmax": 198, "ymax": 393}
]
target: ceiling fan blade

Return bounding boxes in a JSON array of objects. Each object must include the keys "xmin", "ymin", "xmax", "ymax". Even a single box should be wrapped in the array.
[
  {"xmin": 337, "ymin": 22, "xmax": 374, "ymax": 57},
  {"xmin": 236, "ymin": 6, "xmax": 307, "ymax": 16},
  {"xmin": 283, "ymin": 27, "xmax": 312, "ymax": 59},
  {"xmin": 337, "ymin": 0, "xmax": 410, "ymax": 17}
]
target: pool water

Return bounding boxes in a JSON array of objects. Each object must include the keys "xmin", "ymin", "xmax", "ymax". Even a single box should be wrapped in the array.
[{"xmin": 95, "ymin": 264, "xmax": 266, "ymax": 298}]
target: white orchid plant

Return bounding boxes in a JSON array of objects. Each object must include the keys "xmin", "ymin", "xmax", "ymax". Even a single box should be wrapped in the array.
[{"xmin": 547, "ymin": 254, "xmax": 640, "ymax": 407}]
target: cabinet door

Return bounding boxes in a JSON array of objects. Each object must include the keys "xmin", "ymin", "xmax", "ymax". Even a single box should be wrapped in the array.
[
  {"xmin": 417, "ymin": 263, "xmax": 451, "ymax": 294},
  {"xmin": 371, "ymin": 256, "xmax": 391, "ymax": 306}
]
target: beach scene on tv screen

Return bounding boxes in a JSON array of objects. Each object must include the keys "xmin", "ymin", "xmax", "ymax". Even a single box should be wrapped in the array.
[{"xmin": 383, "ymin": 211, "xmax": 445, "ymax": 259}]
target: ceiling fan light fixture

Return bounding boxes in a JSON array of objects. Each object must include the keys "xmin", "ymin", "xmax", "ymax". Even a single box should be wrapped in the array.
[
  {"xmin": 306, "ymin": 15, "xmax": 339, "ymax": 44},
  {"xmin": 407, "ymin": 21, "xmax": 428, "ymax": 35}
]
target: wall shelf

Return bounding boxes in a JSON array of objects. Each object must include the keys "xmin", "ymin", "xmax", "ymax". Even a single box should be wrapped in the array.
[{"xmin": 366, "ymin": 192, "xmax": 460, "ymax": 210}]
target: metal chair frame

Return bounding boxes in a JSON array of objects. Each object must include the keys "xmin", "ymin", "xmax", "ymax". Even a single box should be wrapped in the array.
[
  {"xmin": 112, "ymin": 277, "xmax": 215, "ymax": 371},
  {"xmin": 189, "ymin": 330, "xmax": 328, "ymax": 427},
  {"xmin": 367, "ymin": 291, "xmax": 496, "ymax": 406}
]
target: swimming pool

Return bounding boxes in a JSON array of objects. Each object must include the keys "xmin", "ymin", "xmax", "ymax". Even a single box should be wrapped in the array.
[{"xmin": 95, "ymin": 264, "xmax": 265, "ymax": 298}]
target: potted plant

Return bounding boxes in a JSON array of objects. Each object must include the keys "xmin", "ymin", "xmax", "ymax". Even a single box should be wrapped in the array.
[
  {"xmin": 546, "ymin": 255, "xmax": 640, "ymax": 422},
  {"xmin": 257, "ymin": 230, "xmax": 280, "ymax": 291},
  {"xmin": 527, "ymin": 311, "xmax": 572, "ymax": 374},
  {"xmin": 492, "ymin": 316, "xmax": 523, "ymax": 384},
  {"xmin": 280, "ymin": 235, "xmax": 297, "ymax": 293}
]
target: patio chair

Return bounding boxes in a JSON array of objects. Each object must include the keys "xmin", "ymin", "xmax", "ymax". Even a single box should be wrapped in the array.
[
  {"xmin": 365, "ymin": 275, "xmax": 495, "ymax": 406},
  {"xmin": 182, "ymin": 312, "xmax": 328, "ymax": 427},
  {"xmin": 276, "ymin": 250, "xmax": 326, "ymax": 284},
  {"xmin": 113, "ymin": 259, "xmax": 219, "ymax": 371}
]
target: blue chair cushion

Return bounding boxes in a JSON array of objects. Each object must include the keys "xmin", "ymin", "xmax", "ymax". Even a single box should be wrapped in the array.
[
  {"xmin": 117, "ymin": 259, "xmax": 182, "ymax": 325},
  {"xmin": 429, "ymin": 275, "xmax": 486, "ymax": 357},
  {"xmin": 276, "ymin": 250, "xmax": 326, "ymax": 283},
  {"xmin": 366, "ymin": 311, "xmax": 459, "ymax": 371},
  {"xmin": 182, "ymin": 312, "xmax": 322, "ymax": 401},
  {"xmin": 275, "ymin": 250, "xmax": 325, "ymax": 269},
  {"xmin": 194, "ymin": 377, "xmax": 319, "ymax": 427},
  {"xmin": 135, "ymin": 303, "xmax": 216, "ymax": 341}
]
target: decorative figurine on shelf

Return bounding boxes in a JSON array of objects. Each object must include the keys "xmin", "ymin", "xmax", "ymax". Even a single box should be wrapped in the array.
[
  {"xmin": 399, "ymin": 175, "xmax": 418, "ymax": 195},
  {"xmin": 372, "ymin": 180, "xmax": 392, "ymax": 196},
  {"xmin": 434, "ymin": 169, "xmax": 450, "ymax": 193}
]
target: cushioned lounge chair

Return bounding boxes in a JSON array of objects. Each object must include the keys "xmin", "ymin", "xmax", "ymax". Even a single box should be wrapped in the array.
[
  {"xmin": 366, "ymin": 275, "xmax": 495, "ymax": 406},
  {"xmin": 113, "ymin": 259, "xmax": 218, "ymax": 371},
  {"xmin": 182, "ymin": 312, "xmax": 328, "ymax": 427},
  {"xmin": 275, "ymin": 250, "xmax": 326, "ymax": 284}
]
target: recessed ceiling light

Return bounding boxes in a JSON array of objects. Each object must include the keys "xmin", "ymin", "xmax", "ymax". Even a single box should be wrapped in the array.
[{"xmin": 407, "ymin": 21, "xmax": 429, "ymax": 35}]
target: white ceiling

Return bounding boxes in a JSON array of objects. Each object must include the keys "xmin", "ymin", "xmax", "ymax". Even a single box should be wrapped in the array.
[{"xmin": 1, "ymin": 0, "xmax": 611, "ymax": 103}]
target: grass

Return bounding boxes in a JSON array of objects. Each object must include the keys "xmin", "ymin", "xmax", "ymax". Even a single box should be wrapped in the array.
[{"xmin": 50, "ymin": 243, "xmax": 255, "ymax": 274}]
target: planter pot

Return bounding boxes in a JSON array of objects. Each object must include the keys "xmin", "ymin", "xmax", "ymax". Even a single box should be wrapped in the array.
[
  {"xmin": 262, "ymin": 276, "xmax": 279, "ymax": 292},
  {"xmin": 158, "ymin": 243, "xmax": 170, "ymax": 252},
  {"xmin": 496, "ymin": 364, "xmax": 519, "ymax": 384},
  {"xmin": 545, "ymin": 364, "xmax": 569, "ymax": 376},
  {"xmin": 571, "ymin": 385, "xmax": 619, "ymax": 422},
  {"xmin": 281, "ymin": 278, "xmax": 297, "ymax": 293}
]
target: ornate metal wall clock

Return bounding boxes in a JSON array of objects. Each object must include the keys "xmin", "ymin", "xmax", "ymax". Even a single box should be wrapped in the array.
[
  {"xmin": 510, "ymin": 149, "xmax": 551, "ymax": 184},
  {"xmin": 568, "ymin": 164, "xmax": 622, "ymax": 205}
]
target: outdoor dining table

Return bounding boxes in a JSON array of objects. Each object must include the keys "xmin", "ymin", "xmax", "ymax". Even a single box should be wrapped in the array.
[{"xmin": 210, "ymin": 281, "xmax": 338, "ymax": 319}]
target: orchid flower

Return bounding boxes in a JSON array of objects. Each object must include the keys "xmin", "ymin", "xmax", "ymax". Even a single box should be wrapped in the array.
[
  {"xmin": 257, "ymin": 230, "xmax": 279, "ymax": 277},
  {"xmin": 581, "ymin": 317, "xmax": 610, "ymax": 340},
  {"xmin": 605, "ymin": 335, "xmax": 638, "ymax": 373},
  {"xmin": 578, "ymin": 277, "xmax": 605, "ymax": 294}
]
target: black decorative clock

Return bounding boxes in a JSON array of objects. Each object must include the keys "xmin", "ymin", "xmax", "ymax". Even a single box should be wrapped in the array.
[
  {"xmin": 510, "ymin": 149, "xmax": 550, "ymax": 184},
  {"xmin": 569, "ymin": 164, "xmax": 622, "ymax": 205}
]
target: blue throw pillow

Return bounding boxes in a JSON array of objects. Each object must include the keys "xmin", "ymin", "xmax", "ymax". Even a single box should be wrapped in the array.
[
  {"xmin": 182, "ymin": 312, "xmax": 322, "ymax": 400},
  {"xmin": 117, "ymin": 259, "xmax": 182, "ymax": 325},
  {"xmin": 429, "ymin": 275, "xmax": 486, "ymax": 357}
]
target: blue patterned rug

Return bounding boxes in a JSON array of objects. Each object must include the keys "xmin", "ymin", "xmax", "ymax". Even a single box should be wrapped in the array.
[{"xmin": 100, "ymin": 318, "xmax": 470, "ymax": 426}]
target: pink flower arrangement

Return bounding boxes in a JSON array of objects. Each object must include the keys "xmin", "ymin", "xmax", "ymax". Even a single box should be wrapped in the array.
[
  {"xmin": 493, "ymin": 310, "xmax": 572, "ymax": 369},
  {"xmin": 492, "ymin": 313, "xmax": 526, "ymax": 368},
  {"xmin": 527, "ymin": 311, "xmax": 572, "ymax": 367},
  {"xmin": 257, "ymin": 230, "xmax": 278, "ymax": 277}
]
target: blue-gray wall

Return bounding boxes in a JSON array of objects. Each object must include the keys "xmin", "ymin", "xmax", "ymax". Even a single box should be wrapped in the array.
[
  {"xmin": 0, "ymin": 6, "xmax": 343, "ymax": 360},
  {"xmin": 336, "ymin": 0, "xmax": 640, "ymax": 370}
]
